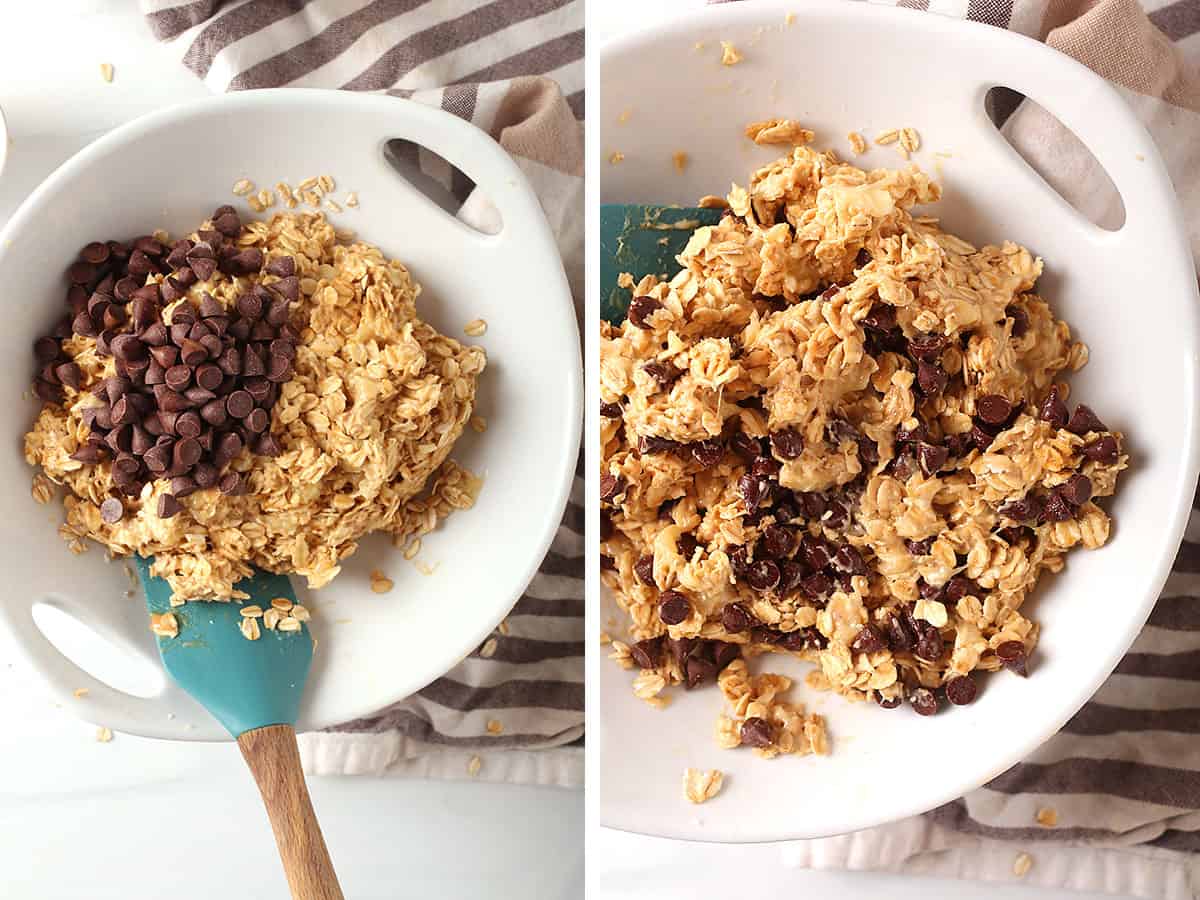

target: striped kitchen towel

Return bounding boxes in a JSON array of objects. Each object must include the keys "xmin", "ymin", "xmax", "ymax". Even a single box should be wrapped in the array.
[
  {"xmin": 140, "ymin": 0, "xmax": 584, "ymax": 788},
  {"xmin": 712, "ymin": 0, "xmax": 1200, "ymax": 895}
]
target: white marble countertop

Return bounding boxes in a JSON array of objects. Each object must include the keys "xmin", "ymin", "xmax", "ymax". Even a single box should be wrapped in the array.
[{"xmin": 0, "ymin": 5, "xmax": 581, "ymax": 898}]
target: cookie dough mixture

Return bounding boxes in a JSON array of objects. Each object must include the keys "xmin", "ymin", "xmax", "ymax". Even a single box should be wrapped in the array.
[
  {"xmin": 26, "ymin": 209, "xmax": 484, "ymax": 602},
  {"xmin": 600, "ymin": 140, "xmax": 1127, "ymax": 757}
]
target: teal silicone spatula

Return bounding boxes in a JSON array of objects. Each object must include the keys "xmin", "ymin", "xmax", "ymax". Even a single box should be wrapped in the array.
[
  {"xmin": 135, "ymin": 556, "xmax": 344, "ymax": 900},
  {"xmin": 600, "ymin": 203, "xmax": 724, "ymax": 324}
]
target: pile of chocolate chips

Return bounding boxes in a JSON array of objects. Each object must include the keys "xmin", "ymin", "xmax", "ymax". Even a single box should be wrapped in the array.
[{"xmin": 32, "ymin": 206, "xmax": 301, "ymax": 523}]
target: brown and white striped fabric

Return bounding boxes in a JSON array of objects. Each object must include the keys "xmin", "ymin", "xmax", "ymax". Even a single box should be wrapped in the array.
[
  {"xmin": 712, "ymin": 0, "xmax": 1200, "ymax": 894},
  {"xmin": 140, "ymin": 0, "xmax": 584, "ymax": 786}
]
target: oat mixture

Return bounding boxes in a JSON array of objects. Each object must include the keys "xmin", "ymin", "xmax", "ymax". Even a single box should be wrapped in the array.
[
  {"xmin": 600, "ymin": 141, "xmax": 1127, "ymax": 757},
  {"xmin": 26, "ymin": 210, "xmax": 484, "ymax": 603}
]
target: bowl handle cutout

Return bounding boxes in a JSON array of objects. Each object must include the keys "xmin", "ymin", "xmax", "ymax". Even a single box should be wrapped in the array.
[
  {"xmin": 15, "ymin": 596, "xmax": 201, "ymax": 736},
  {"xmin": 371, "ymin": 98, "xmax": 552, "ymax": 248},
  {"xmin": 961, "ymin": 41, "xmax": 1175, "ymax": 245}
]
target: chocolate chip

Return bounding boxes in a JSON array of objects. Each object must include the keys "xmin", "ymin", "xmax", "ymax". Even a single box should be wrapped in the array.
[
  {"xmin": 156, "ymin": 494, "xmax": 181, "ymax": 519},
  {"xmin": 908, "ymin": 334, "xmax": 948, "ymax": 360},
  {"xmin": 895, "ymin": 422, "xmax": 927, "ymax": 444},
  {"xmin": 996, "ymin": 640, "xmax": 1029, "ymax": 676},
  {"xmin": 99, "ymin": 497, "xmax": 124, "ymax": 524},
  {"xmin": 914, "ymin": 620, "xmax": 944, "ymax": 661},
  {"xmin": 690, "ymin": 440, "xmax": 724, "ymax": 468},
  {"xmin": 1067, "ymin": 404, "xmax": 1106, "ymax": 436},
  {"xmin": 600, "ymin": 401, "xmax": 622, "ymax": 418},
  {"xmin": 659, "ymin": 591, "xmax": 691, "ymax": 625},
  {"xmin": 1042, "ymin": 491, "xmax": 1073, "ymax": 522},
  {"xmin": 721, "ymin": 603, "xmax": 755, "ymax": 633},
  {"xmin": 599, "ymin": 473, "xmax": 626, "ymax": 503},
  {"xmin": 194, "ymin": 462, "xmax": 219, "ymax": 488},
  {"xmin": 1000, "ymin": 495, "xmax": 1042, "ymax": 522},
  {"xmin": 1038, "ymin": 385, "xmax": 1068, "ymax": 428},
  {"xmin": 1007, "ymin": 305, "xmax": 1029, "ymax": 338},
  {"xmin": 916, "ymin": 359, "xmax": 948, "ymax": 394},
  {"xmin": 236, "ymin": 293, "xmax": 263, "ymax": 321},
  {"xmin": 254, "ymin": 432, "xmax": 282, "ymax": 457},
  {"xmin": 172, "ymin": 437, "xmax": 202, "ymax": 470},
  {"xmin": 195, "ymin": 363, "xmax": 223, "ymax": 391},
  {"xmin": 67, "ymin": 260, "xmax": 98, "ymax": 285},
  {"xmin": 762, "ymin": 524, "xmax": 795, "ymax": 559},
  {"xmin": 799, "ymin": 534, "xmax": 832, "ymax": 570},
  {"xmin": 730, "ymin": 431, "xmax": 762, "ymax": 461},
  {"xmin": 1082, "ymin": 434, "xmax": 1119, "ymax": 465},
  {"xmin": 909, "ymin": 687, "xmax": 939, "ymax": 716},
  {"xmin": 888, "ymin": 612, "xmax": 917, "ymax": 651},
  {"xmin": 916, "ymin": 441, "xmax": 948, "ymax": 476},
  {"xmin": 226, "ymin": 390, "xmax": 254, "ymax": 419},
  {"xmin": 876, "ymin": 691, "xmax": 903, "ymax": 709},
  {"xmin": 685, "ymin": 654, "xmax": 717, "ymax": 689},
  {"xmin": 750, "ymin": 456, "xmax": 780, "ymax": 479},
  {"xmin": 713, "ymin": 641, "xmax": 740, "ymax": 671},
  {"xmin": 970, "ymin": 424, "xmax": 996, "ymax": 451},
  {"xmin": 630, "ymin": 554, "xmax": 655, "ymax": 586},
  {"xmin": 270, "ymin": 276, "xmax": 300, "ymax": 303},
  {"xmin": 745, "ymin": 559, "xmax": 781, "ymax": 591},
  {"xmin": 847, "ymin": 624, "xmax": 886, "ymax": 655},
  {"xmin": 213, "ymin": 211, "xmax": 242, "ymax": 237},
  {"xmin": 265, "ymin": 255, "xmax": 295, "ymax": 278},
  {"xmin": 53, "ymin": 362, "xmax": 82, "ymax": 390},
  {"xmin": 944, "ymin": 674, "xmax": 977, "ymax": 706},
  {"xmin": 70, "ymin": 444, "xmax": 105, "ymax": 464},
  {"xmin": 218, "ymin": 471, "xmax": 243, "ymax": 495},
  {"xmin": 627, "ymin": 295, "xmax": 662, "ymax": 329},
  {"xmin": 770, "ymin": 428, "xmax": 804, "ymax": 461},
  {"xmin": 266, "ymin": 353, "xmax": 293, "ymax": 383},
  {"xmin": 629, "ymin": 637, "xmax": 664, "ymax": 669},
  {"xmin": 242, "ymin": 346, "xmax": 266, "ymax": 377},
  {"xmin": 176, "ymin": 411, "xmax": 203, "ymax": 439},
  {"xmin": 906, "ymin": 537, "xmax": 934, "ymax": 556},
  {"xmin": 833, "ymin": 544, "xmax": 868, "ymax": 575},
  {"xmin": 977, "ymin": 394, "xmax": 1014, "ymax": 426},
  {"xmin": 642, "ymin": 361, "xmax": 680, "ymax": 391},
  {"xmin": 861, "ymin": 304, "xmax": 896, "ymax": 332},
  {"xmin": 740, "ymin": 717, "xmax": 774, "ymax": 748},
  {"xmin": 214, "ymin": 431, "xmax": 243, "ymax": 466},
  {"xmin": 244, "ymin": 408, "xmax": 270, "ymax": 433},
  {"xmin": 1059, "ymin": 473, "xmax": 1093, "ymax": 507},
  {"xmin": 778, "ymin": 559, "xmax": 805, "ymax": 595},
  {"xmin": 728, "ymin": 545, "xmax": 751, "ymax": 576},
  {"xmin": 797, "ymin": 571, "xmax": 832, "ymax": 601},
  {"xmin": 164, "ymin": 365, "xmax": 192, "ymax": 392},
  {"xmin": 738, "ymin": 474, "xmax": 768, "ymax": 514}
]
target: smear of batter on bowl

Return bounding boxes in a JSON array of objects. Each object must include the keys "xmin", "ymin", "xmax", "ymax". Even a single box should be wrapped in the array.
[
  {"xmin": 26, "ymin": 206, "xmax": 484, "ymax": 604},
  {"xmin": 600, "ymin": 140, "xmax": 1127, "ymax": 762}
]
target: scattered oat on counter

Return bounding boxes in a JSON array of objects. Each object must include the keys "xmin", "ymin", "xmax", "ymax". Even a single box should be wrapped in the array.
[
  {"xmin": 467, "ymin": 755, "xmax": 482, "ymax": 777},
  {"xmin": 683, "ymin": 768, "xmax": 724, "ymax": 804},
  {"xmin": 232, "ymin": 178, "xmax": 255, "ymax": 196},
  {"xmin": 277, "ymin": 616, "xmax": 302, "ymax": 632},
  {"xmin": 470, "ymin": 415, "xmax": 487, "ymax": 434},
  {"xmin": 1013, "ymin": 852, "xmax": 1033, "ymax": 877},
  {"xmin": 486, "ymin": 718, "xmax": 503, "ymax": 735},
  {"xmin": 480, "ymin": 637, "xmax": 498, "ymax": 658},
  {"xmin": 73, "ymin": 688, "xmax": 89, "ymax": 699},
  {"xmin": 720, "ymin": 41, "xmax": 743, "ymax": 66},
  {"xmin": 240, "ymin": 605, "xmax": 264, "ymax": 618},
  {"xmin": 239, "ymin": 616, "xmax": 261, "ymax": 641},
  {"xmin": 693, "ymin": 41, "xmax": 706, "ymax": 51},
  {"xmin": 96, "ymin": 726, "xmax": 113, "ymax": 743},
  {"xmin": 745, "ymin": 118, "xmax": 813, "ymax": 146},
  {"xmin": 464, "ymin": 318, "xmax": 487, "ymax": 337},
  {"xmin": 599, "ymin": 631, "xmax": 612, "ymax": 646},
  {"xmin": 608, "ymin": 151, "xmax": 626, "ymax": 165},
  {"xmin": 370, "ymin": 569, "xmax": 394, "ymax": 594},
  {"xmin": 697, "ymin": 194, "xmax": 728, "ymax": 210},
  {"xmin": 875, "ymin": 128, "xmax": 899, "ymax": 145},
  {"xmin": 99, "ymin": 63, "xmax": 114, "ymax": 83},
  {"xmin": 900, "ymin": 127, "xmax": 921, "ymax": 154},
  {"xmin": 1036, "ymin": 807, "xmax": 1058, "ymax": 827},
  {"xmin": 672, "ymin": 152, "xmax": 690, "ymax": 174},
  {"xmin": 291, "ymin": 604, "xmax": 311, "ymax": 623},
  {"xmin": 345, "ymin": 192, "xmax": 359, "ymax": 208},
  {"xmin": 271, "ymin": 597, "xmax": 293, "ymax": 612},
  {"xmin": 150, "ymin": 612, "xmax": 179, "ymax": 639},
  {"xmin": 847, "ymin": 131, "xmax": 868, "ymax": 155},
  {"xmin": 402, "ymin": 539, "xmax": 421, "ymax": 561}
]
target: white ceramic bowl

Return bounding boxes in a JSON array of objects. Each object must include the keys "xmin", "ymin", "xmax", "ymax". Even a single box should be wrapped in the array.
[
  {"xmin": 600, "ymin": 1, "xmax": 1199, "ymax": 841},
  {"xmin": 0, "ymin": 90, "xmax": 580, "ymax": 740}
]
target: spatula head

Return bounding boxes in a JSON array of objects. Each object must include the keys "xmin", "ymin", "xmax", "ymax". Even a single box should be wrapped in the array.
[
  {"xmin": 600, "ymin": 203, "xmax": 724, "ymax": 324},
  {"xmin": 135, "ymin": 556, "xmax": 312, "ymax": 738}
]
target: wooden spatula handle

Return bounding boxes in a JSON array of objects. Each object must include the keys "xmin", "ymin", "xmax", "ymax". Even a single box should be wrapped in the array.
[{"xmin": 238, "ymin": 724, "xmax": 345, "ymax": 900}]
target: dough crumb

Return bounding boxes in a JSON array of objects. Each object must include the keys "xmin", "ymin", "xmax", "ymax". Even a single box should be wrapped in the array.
[
  {"xmin": 672, "ymin": 151, "xmax": 690, "ymax": 174},
  {"xmin": 720, "ymin": 41, "xmax": 743, "ymax": 66}
]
